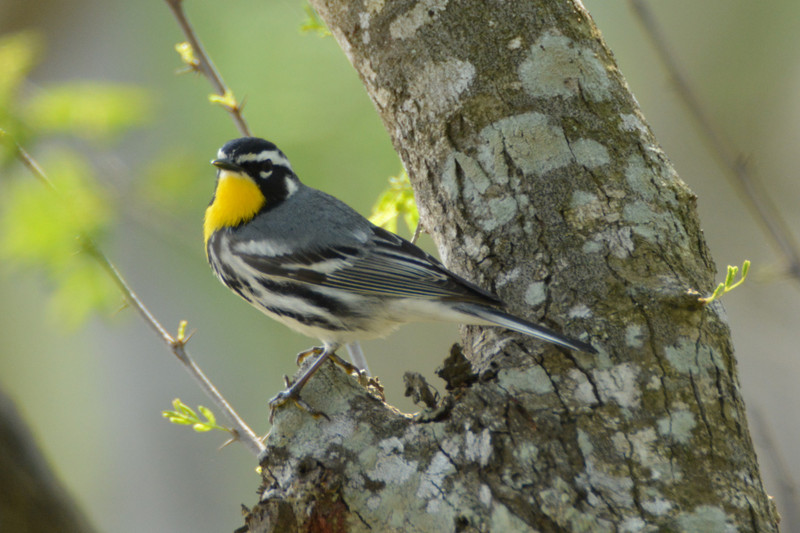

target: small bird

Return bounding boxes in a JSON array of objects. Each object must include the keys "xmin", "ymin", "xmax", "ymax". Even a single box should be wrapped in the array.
[{"xmin": 204, "ymin": 137, "xmax": 596, "ymax": 413}]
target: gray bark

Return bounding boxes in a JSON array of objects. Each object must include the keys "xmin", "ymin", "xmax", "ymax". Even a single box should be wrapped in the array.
[{"xmin": 240, "ymin": 1, "xmax": 780, "ymax": 531}]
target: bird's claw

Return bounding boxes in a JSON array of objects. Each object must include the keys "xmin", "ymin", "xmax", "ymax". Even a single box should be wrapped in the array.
[
  {"xmin": 295, "ymin": 346, "xmax": 324, "ymax": 366},
  {"xmin": 268, "ymin": 386, "xmax": 328, "ymax": 424}
]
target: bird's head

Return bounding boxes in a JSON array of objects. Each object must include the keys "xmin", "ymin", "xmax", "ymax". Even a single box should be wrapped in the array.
[{"xmin": 204, "ymin": 137, "xmax": 298, "ymax": 246}]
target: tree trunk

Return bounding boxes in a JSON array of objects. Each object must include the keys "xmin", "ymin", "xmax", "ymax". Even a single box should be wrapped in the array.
[
  {"xmin": 0, "ymin": 389, "xmax": 97, "ymax": 533},
  {"xmin": 240, "ymin": 1, "xmax": 780, "ymax": 531}
]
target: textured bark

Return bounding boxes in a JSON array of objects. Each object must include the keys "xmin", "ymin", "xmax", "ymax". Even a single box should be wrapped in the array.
[{"xmin": 240, "ymin": 1, "xmax": 779, "ymax": 531}]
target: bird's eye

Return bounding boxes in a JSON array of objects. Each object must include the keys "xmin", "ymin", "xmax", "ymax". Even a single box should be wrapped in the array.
[{"xmin": 257, "ymin": 159, "xmax": 273, "ymax": 180}]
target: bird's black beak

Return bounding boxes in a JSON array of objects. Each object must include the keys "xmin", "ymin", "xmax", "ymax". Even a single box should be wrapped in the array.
[{"xmin": 211, "ymin": 158, "xmax": 243, "ymax": 172}]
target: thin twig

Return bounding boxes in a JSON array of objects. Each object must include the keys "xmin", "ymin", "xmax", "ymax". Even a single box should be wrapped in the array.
[
  {"xmin": 164, "ymin": 0, "xmax": 251, "ymax": 137},
  {"xmin": 91, "ymin": 250, "xmax": 264, "ymax": 456},
  {"xmin": 165, "ymin": 0, "xmax": 373, "ymax": 427},
  {"xmin": 629, "ymin": 0, "xmax": 800, "ymax": 280},
  {"xmin": 8, "ymin": 137, "xmax": 266, "ymax": 457},
  {"xmin": 410, "ymin": 221, "xmax": 423, "ymax": 245}
]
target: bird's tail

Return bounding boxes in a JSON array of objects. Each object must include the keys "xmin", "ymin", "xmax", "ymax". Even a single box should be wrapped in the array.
[{"xmin": 456, "ymin": 304, "xmax": 597, "ymax": 354}]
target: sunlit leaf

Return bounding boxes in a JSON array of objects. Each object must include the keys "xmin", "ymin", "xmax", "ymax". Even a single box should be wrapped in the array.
[
  {"xmin": 198, "ymin": 405, "xmax": 216, "ymax": 426},
  {"xmin": 369, "ymin": 170, "xmax": 419, "ymax": 235},
  {"xmin": 162, "ymin": 399, "xmax": 227, "ymax": 434}
]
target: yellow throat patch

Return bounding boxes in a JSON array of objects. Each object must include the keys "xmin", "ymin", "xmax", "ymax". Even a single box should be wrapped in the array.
[{"xmin": 204, "ymin": 171, "xmax": 265, "ymax": 247}]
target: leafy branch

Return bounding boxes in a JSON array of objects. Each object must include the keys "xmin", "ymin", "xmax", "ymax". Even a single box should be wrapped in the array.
[
  {"xmin": 699, "ymin": 260, "xmax": 751, "ymax": 304},
  {"xmin": 163, "ymin": 399, "xmax": 230, "ymax": 434},
  {"xmin": 165, "ymin": 0, "xmax": 250, "ymax": 136}
]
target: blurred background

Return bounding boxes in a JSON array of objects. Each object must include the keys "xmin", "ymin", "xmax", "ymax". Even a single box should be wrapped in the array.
[{"xmin": 0, "ymin": 0, "xmax": 797, "ymax": 531}]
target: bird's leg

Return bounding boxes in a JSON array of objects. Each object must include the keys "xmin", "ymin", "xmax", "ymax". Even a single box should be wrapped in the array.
[
  {"xmin": 345, "ymin": 341, "xmax": 371, "ymax": 376},
  {"xmin": 270, "ymin": 342, "xmax": 340, "ymax": 422}
]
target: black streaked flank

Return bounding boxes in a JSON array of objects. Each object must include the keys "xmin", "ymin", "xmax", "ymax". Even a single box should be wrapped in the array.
[
  {"xmin": 263, "ymin": 306, "xmax": 348, "ymax": 331},
  {"xmin": 256, "ymin": 277, "xmax": 358, "ymax": 318}
]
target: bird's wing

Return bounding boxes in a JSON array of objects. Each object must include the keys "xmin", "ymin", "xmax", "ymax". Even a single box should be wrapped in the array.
[{"xmin": 233, "ymin": 225, "xmax": 501, "ymax": 305}]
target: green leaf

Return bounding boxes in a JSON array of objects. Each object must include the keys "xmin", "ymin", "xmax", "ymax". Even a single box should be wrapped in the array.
[
  {"xmin": 198, "ymin": 405, "xmax": 216, "ymax": 426},
  {"xmin": 162, "ymin": 410, "xmax": 192, "ymax": 424},
  {"xmin": 163, "ymin": 399, "xmax": 227, "ymax": 434},
  {"xmin": 698, "ymin": 259, "xmax": 751, "ymax": 304},
  {"xmin": 174, "ymin": 399, "xmax": 197, "ymax": 419},
  {"xmin": 369, "ymin": 170, "xmax": 419, "ymax": 236},
  {"xmin": 740, "ymin": 259, "xmax": 751, "ymax": 279},
  {"xmin": 724, "ymin": 265, "xmax": 737, "ymax": 287},
  {"xmin": 24, "ymin": 82, "xmax": 152, "ymax": 141}
]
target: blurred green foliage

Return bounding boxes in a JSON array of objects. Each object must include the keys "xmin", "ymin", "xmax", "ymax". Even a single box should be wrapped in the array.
[
  {"xmin": 138, "ymin": 147, "xmax": 208, "ymax": 213},
  {"xmin": 0, "ymin": 148, "xmax": 120, "ymax": 328},
  {"xmin": 0, "ymin": 30, "xmax": 154, "ymax": 328},
  {"xmin": 0, "ymin": 31, "xmax": 44, "ymax": 160},
  {"xmin": 0, "ymin": 32, "xmax": 43, "ymax": 105},
  {"xmin": 24, "ymin": 82, "xmax": 152, "ymax": 141}
]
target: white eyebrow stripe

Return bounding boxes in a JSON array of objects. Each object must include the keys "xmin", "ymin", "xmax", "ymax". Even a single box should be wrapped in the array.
[{"xmin": 236, "ymin": 150, "xmax": 293, "ymax": 170}]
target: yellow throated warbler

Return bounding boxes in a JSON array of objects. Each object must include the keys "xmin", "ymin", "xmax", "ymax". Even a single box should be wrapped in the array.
[{"xmin": 205, "ymin": 137, "xmax": 596, "ymax": 411}]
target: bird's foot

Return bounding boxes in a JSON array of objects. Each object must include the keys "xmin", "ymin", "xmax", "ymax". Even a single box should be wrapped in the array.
[
  {"xmin": 268, "ymin": 379, "xmax": 329, "ymax": 424},
  {"xmin": 272, "ymin": 345, "xmax": 337, "ymax": 423}
]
